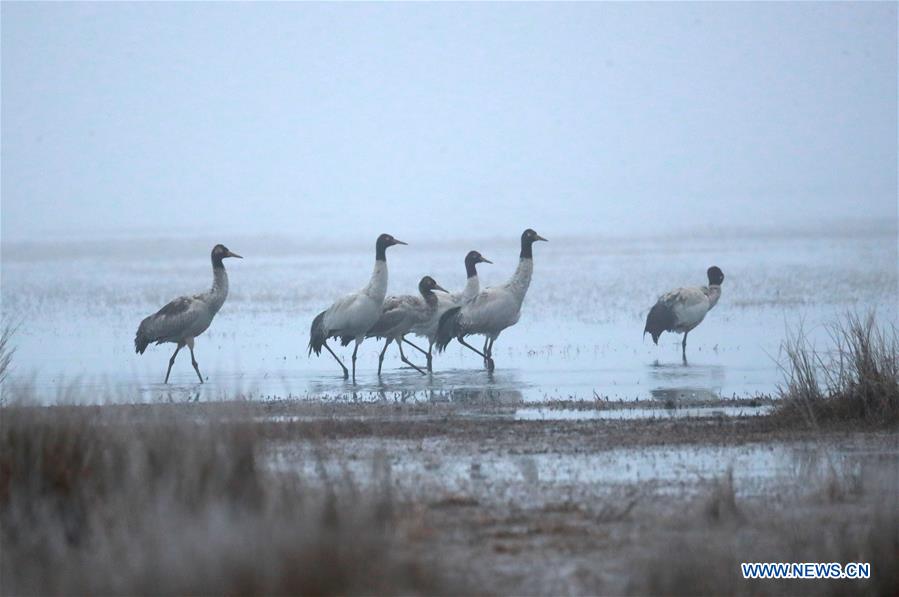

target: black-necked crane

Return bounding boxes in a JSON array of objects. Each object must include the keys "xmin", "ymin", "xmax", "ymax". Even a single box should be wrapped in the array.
[
  {"xmin": 436, "ymin": 229, "xmax": 547, "ymax": 371},
  {"xmin": 407, "ymin": 250, "xmax": 491, "ymax": 371},
  {"xmin": 308, "ymin": 233, "xmax": 406, "ymax": 381},
  {"xmin": 644, "ymin": 266, "xmax": 725, "ymax": 362},
  {"xmin": 367, "ymin": 276, "xmax": 448, "ymax": 375},
  {"xmin": 134, "ymin": 244, "xmax": 242, "ymax": 383}
]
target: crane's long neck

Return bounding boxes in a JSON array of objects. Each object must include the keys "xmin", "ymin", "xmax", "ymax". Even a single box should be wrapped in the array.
[
  {"xmin": 460, "ymin": 275, "xmax": 480, "ymax": 303},
  {"xmin": 705, "ymin": 284, "xmax": 722, "ymax": 310},
  {"xmin": 208, "ymin": 258, "xmax": 229, "ymax": 312},
  {"xmin": 506, "ymin": 257, "xmax": 534, "ymax": 300},
  {"xmin": 364, "ymin": 257, "xmax": 389, "ymax": 303},
  {"xmin": 422, "ymin": 288, "xmax": 439, "ymax": 310},
  {"xmin": 461, "ymin": 259, "xmax": 480, "ymax": 302}
]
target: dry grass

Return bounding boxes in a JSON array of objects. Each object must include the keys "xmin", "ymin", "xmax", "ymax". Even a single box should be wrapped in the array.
[
  {"xmin": 0, "ymin": 403, "xmax": 447, "ymax": 596},
  {"xmin": 632, "ymin": 469, "xmax": 899, "ymax": 596},
  {"xmin": 703, "ymin": 467, "xmax": 742, "ymax": 524},
  {"xmin": 775, "ymin": 312, "xmax": 899, "ymax": 427},
  {"xmin": 0, "ymin": 323, "xmax": 15, "ymax": 388}
]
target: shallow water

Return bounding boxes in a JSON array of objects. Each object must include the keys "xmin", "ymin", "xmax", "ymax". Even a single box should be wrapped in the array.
[
  {"xmin": 514, "ymin": 404, "xmax": 774, "ymax": 420},
  {"xmin": 269, "ymin": 431, "xmax": 899, "ymax": 503},
  {"xmin": 2, "ymin": 221, "xmax": 895, "ymax": 405}
]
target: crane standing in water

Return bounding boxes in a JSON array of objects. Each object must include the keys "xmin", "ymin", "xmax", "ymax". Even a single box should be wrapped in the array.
[
  {"xmin": 436, "ymin": 229, "xmax": 548, "ymax": 371},
  {"xmin": 367, "ymin": 276, "xmax": 448, "ymax": 375},
  {"xmin": 644, "ymin": 266, "xmax": 725, "ymax": 362},
  {"xmin": 308, "ymin": 233, "xmax": 406, "ymax": 381},
  {"xmin": 408, "ymin": 250, "xmax": 492, "ymax": 371},
  {"xmin": 134, "ymin": 244, "xmax": 242, "ymax": 383}
]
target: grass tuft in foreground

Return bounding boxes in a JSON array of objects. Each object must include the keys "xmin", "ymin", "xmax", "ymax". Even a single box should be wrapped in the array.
[
  {"xmin": 0, "ymin": 404, "xmax": 446, "ymax": 596},
  {"xmin": 632, "ymin": 467, "xmax": 898, "ymax": 596},
  {"xmin": 775, "ymin": 312, "xmax": 898, "ymax": 427}
]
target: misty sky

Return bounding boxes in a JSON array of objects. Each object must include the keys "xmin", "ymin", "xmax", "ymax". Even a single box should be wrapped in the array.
[{"xmin": 2, "ymin": 2, "xmax": 896, "ymax": 243}]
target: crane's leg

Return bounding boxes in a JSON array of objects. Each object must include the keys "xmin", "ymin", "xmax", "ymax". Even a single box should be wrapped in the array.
[
  {"xmin": 482, "ymin": 337, "xmax": 490, "ymax": 366},
  {"xmin": 403, "ymin": 338, "xmax": 428, "ymax": 356},
  {"xmin": 458, "ymin": 337, "xmax": 489, "ymax": 361},
  {"xmin": 186, "ymin": 337, "xmax": 203, "ymax": 383},
  {"xmin": 485, "ymin": 338, "xmax": 496, "ymax": 371},
  {"xmin": 402, "ymin": 337, "xmax": 432, "ymax": 372},
  {"xmin": 323, "ymin": 341, "xmax": 349, "ymax": 379},
  {"xmin": 164, "ymin": 343, "xmax": 184, "ymax": 384},
  {"xmin": 427, "ymin": 341, "xmax": 433, "ymax": 372},
  {"xmin": 351, "ymin": 339, "xmax": 361, "ymax": 382},
  {"xmin": 682, "ymin": 331, "xmax": 689, "ymax": 364},
  {"xmin": 377, "ymin": 338, "xmax": 391, "ymax": 376},
  {"xmin": 397, "ymin": 339, "xmax": 426, "ymax": 375}
]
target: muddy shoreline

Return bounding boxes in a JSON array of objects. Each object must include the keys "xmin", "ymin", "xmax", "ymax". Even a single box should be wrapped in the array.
[
  {"xmin": 253, "ymin": 404, "xmax": 895, "ymax": 595},
  {"xmin": 12, "ymin": 397, "xmax": 885, "ymax": 445}
]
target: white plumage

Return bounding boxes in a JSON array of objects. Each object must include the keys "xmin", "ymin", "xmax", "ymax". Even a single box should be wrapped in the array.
[
  {"xmin": 308, "ymin": 233, "xmax": 406, "ymax": 380},
  {"xmin": 644, "ymin": 266, "xmax": 725, "ymax": 361},
  {"xmin": 436, "ymin": 229, "xmax": 547, "ymax": 370},
  {"xmin": 134, "ymin": 244, "xmax": 242, "ymax": 383}
]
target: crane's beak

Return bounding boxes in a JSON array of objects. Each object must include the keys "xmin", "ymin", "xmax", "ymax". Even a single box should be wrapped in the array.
[
  {"xmin": 535, "ymin": 234, "xmax": 548, "ymax": 242},
  {"xmin": 392, "ymin": 239, "xmax": 408, "ymax": 246},
  {"xmin": 480, "ymin": 256, "xmax": 493, "ymax": 264},
  {"xmin": 227, "ymin": 250, "xmax": 243, "ymax": 259},
  {"xmin": 434, "ymin": 283, "xmax": 448, "ymax": 293}
]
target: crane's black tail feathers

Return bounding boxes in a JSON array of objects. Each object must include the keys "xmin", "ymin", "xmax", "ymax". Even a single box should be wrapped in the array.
[
  {"xmin": 308, "ymin": 310, "xmax": 328, "ymax": 356},
  {"xmin": 644, "ymin": 302, "xmax": 674, "ymax": 345},
  {"xmin": 435, "ymin": 306, "xmax": 463, "ymax": 352},
  {"xmin": 134, "ymin": 319, "xmax": 151, "ymax": 354}
]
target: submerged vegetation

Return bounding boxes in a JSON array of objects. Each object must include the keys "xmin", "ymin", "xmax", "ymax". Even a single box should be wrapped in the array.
[{"xmin": 775, "ymin": 312, "xmax": 899, "ymax": 427}]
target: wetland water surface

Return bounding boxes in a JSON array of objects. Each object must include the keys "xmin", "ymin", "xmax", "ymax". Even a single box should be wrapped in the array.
[{"xmin": 2, "ymin": 222, "xmax": 895, "ymax": 406}]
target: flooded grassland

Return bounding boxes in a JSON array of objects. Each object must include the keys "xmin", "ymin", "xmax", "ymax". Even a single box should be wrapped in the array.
[
  {"xmin": 2, "ymin": 223, "xmax": 897, "ymax": 594},
  {"xmin": 2, "ymin": 222, "xmax": 895, "ymax": 404}
]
